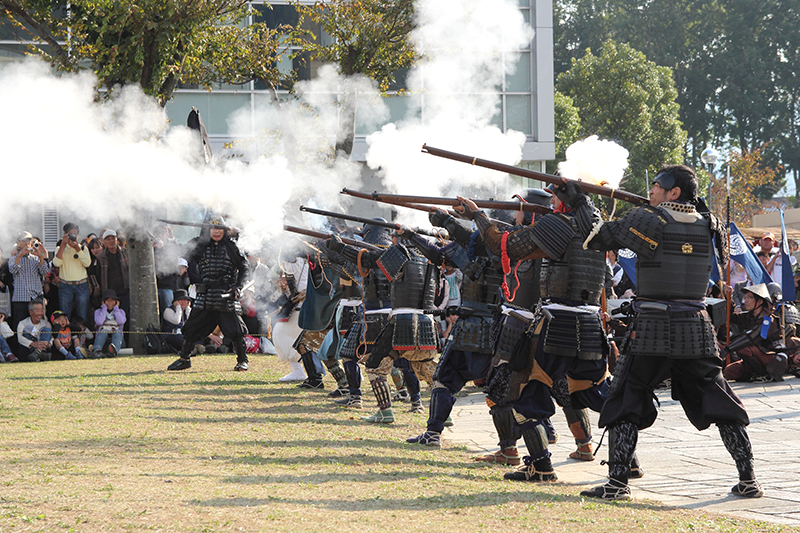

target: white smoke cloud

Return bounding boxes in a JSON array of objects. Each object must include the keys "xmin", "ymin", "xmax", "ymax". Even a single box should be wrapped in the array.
[
  {"xmin": 365, "ymin": 0, "xmax": 534, "ymax": 208},
  {"xmin": 557, "ymin": 135, "xmax": 629, "ymax": 189},
  {"xmin": 0, "ymin": 0, "xmax": 536, "ymax": 254}
]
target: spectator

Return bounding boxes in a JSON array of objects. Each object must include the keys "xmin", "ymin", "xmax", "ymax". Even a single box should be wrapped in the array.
[
  {"xmin": 722, "ymin": 284, "xmax": 787, "ymax": 382},
  {"xmin": 50, "ymin": 309, "xmax": 84, "ymax": 360},
  {"xmin": 152, "ymin": 224, "xmax": 180, "ymax": 314},
  {"xmin": 52, "ymin": 222, "xmax": 92, "ymax": 322},
  {"xmin": 96, "ymin": 229, "xmax": 130, "ymax": 324},
  {"xmin": 92, "ymin": 289, "xmax": 126, "ymax": 358},
  {"xmin": 16, "ymin": 298, "xmax": 52, "ymax": 362},
  {"xmin": 0, "ymin": 244, "xmax": 13, "ymax": 298},
  {"xmin": 8, "ymin": 232, "xmax": 49, "ymax": 332},
  {"xmin": 0, "ymin": 311, "xmax": 16, "ymax": 362},
  {"xmin": 85, "ymin": 236, "xmax": 104, "ymax": 311},
  {"xmin": 176, "ymin": 257, "xmax": 190, "ymax": 292},
  {"xmin": 162, "ymin": 289, "xmax": 192, "ymax": 353}
]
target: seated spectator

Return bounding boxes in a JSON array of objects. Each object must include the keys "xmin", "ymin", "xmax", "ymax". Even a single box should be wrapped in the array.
[
  {"xmin": 721, "ymin": 284, "xmax": 789, "ymax": 382},
  {"xmin": 0, "ymin": 311, "xmax": 18, "ymax": 362},
  {"xmin": 0, "ymin": 244, "xmax": 13, "ymax": 297},
  {"xmin": 162, "ymin": 289, "xmax": 193, "ymax": 353},
  {"xmin": 16, "ymin": 298, "xmax": 52, "ymax": 362},
  {"xmin": 96, "ymin": 229, "xmax": 130, "ymax": 325},
  {"xmin": 92, "ymin": 289, "xmax": 126, "ymax": 358},
  {"xmin": 53, "ymin": 222, "xmax": 92, "ymax": 322},
  {"xmin": 9, "ymin": 232, "xmax": 49, "ymax": 332},
  {"xmin": 50, "ymin": 310, "xmax": 86, "ymax": 360}
]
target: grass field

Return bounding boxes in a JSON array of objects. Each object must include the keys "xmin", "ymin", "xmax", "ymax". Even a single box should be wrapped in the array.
[{"xmin": 0, "ymin": 353, "xmax": 790, "ymax": 532}]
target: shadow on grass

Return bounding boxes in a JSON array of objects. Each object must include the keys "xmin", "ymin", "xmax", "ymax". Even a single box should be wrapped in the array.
[
  {"xmin": 187, "ymin": 490, "xmax": 676, "ymax": 512},
  {"xmin": 7, "ymin": 370, "xmax": 164, "ymax": 380}
]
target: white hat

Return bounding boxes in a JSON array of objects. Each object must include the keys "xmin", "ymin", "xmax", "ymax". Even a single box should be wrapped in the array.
[
  {"xmin": 102, "ymin": 229, "xmax": 117, "ymax": 239},
  {"xmin": 177, "ymin": 257, "xmax": 188, "ymax": 268}
]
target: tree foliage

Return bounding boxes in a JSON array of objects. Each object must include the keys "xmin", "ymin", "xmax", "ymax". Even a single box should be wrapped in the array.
[
  {"xmin": 289, "ymin": 0, "xmax": 416, "ymax": 155},
  {"xmin": 553, "ymin": 0, "xmax": 796, "ymax": 200},
  {"xmin": 557, "ymin": 41, "xmax": 687, "ymax": 196},
  {"xmin": 0, "ymin": 0, "xmax": 289, "ymax": 106},
  {"xmin": 708, "ymin": 145, "xmax": 781, "ymax": 227}
]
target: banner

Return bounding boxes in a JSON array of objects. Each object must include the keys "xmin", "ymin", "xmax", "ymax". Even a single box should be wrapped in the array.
[
  {"xmin": 780, "ymin": 211, "xmax": 796, "ymax": 301},
  {"xmin": 729, "ymin": 222, "xmax": 771, "ymax": 285}
]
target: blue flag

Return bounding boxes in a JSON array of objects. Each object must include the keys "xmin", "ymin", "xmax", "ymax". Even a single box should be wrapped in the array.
[
  {"xmin": 780, "ymin": 211, "xmax": 797, "ymax": 301},
  {"xmin": 617, "ymin": 248, "xmax": 637, "ymax": 289},
  {"xmin": 729, "ymin": 222, "xmax": 771, "ymax": 285}
]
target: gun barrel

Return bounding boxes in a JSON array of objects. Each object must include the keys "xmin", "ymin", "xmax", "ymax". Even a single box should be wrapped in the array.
[
  {"xmin": 299, "ymin": 205, "xmax": 446, "ymax": 239},
  {"xmin": 421, "ymin": 144, "xmax": 648, "ymax": 205},
  {"xmin": 282, "ymin": 225, "xmax": 378, "ymax": 250},
  {"xmin": 359, "ymin": 191, "xmax": 552, "ymax": 214}
]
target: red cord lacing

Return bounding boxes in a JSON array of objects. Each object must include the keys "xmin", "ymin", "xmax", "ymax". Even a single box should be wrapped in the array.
[{"xmin": 500, "ymin": 232, "xmax": 522, "ymax": 302}]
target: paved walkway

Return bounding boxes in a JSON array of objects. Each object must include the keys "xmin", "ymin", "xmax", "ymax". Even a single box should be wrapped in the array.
[{"xmin": 445, "ymin": 379, "xmax": 800, "ymax": 526}]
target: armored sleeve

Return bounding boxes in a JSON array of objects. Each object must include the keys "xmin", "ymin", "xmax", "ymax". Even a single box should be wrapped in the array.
[
  {"xmin": 441, "ymin": 216, "xmax": 475, "ymax": 247},
  {"xmin": 571, "ymin": 195, "xmax": 604, "ymax": 240},
  {"xmin": 585, "ymin": 205, "xmax": 667, "ymax": 260},
  {"xmin": 405, "ymin": 233, "xmax": 445, "ymax": 265},
  {"xmin": 338, "ymin": 244, "xmax": 382, "ymax": 269},
  {"xmin": 474, "ymin": 211, "xmax": 570, "ymax": 261}
]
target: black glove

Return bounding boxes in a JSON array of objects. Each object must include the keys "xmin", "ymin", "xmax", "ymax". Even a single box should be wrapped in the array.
[
  {"xmin": 396, "ymin": 225, "xmax": 416, "ymax": 238},
  {"xmin": 325, "ymin": 235, "xmax": 345, "ymax": 253},
  {"xmin": 429, "ymin": 209, "xmax": 451, "ymax": 228},
  {"xmin": 459, "ymin": 200, "xmax": 481, "ymax": 220},
  {"xmin": 554, "ymin": 180, "xmax": 585, "ymax": 207}
]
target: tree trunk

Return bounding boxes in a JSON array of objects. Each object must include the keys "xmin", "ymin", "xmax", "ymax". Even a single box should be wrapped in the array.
[{"xmin": 127, "ymin": 228, "xmax": 159, "ymax": 355}]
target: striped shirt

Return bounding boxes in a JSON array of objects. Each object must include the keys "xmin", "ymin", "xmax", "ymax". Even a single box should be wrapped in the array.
[{"xmin": 9, "ymin": 253, "xmax": 49, "ymax": 302}]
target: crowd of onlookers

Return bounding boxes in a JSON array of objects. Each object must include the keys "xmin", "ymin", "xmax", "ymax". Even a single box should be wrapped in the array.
[{"xmin": 0, "ymin": 223, "xmax": 223, "ymax": 362}]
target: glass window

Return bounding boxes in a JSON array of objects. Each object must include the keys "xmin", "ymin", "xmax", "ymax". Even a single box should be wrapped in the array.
[
  {"xmin": 253, "ymin": 4, "xmax": 299, "ymax": 29},
  {"xmin": 506, "ymin": 52, "xmax": 531, "ymax": 93},
  {"xmin": 166, "ymin": 93, "xmax": 251, "ymax": 135},
  {"xmin": 0, "ymin": 19, "xmax": 35, "ymax": 41},
  {"xmin": 505, "ymin": 95, "xmax": 532, "ymax": 135}
]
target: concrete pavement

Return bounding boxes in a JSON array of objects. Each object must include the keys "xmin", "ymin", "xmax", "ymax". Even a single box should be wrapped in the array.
[{"xmin": 445, "ymin": 379, "xmax": 800, "ymax": 526}]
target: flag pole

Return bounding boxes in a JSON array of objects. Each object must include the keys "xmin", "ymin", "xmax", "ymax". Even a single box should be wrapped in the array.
[{"xmin": 726, "ymin": 164, "xmax": 732, "ymax": 356}]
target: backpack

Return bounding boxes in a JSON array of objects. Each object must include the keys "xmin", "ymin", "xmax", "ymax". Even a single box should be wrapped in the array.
[{"xmin": 143, "ymin": 323, "xmax": 169, "ymax": 354}]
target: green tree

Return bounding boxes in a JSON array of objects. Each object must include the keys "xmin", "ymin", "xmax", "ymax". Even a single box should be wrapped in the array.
[
  {"xmin": 557, "ymin": 41, "xmax": 687, "ymax": 196},
  {"xmin": 290, "ymin": 0, "xmax": 416, "ymax": 155},
  {"xmin": 0, "ymin": 0, "xmax": 289, "ymax": 106}
]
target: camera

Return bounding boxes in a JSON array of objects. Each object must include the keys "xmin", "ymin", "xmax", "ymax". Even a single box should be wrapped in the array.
[
  {"xmin": 33, "ymin": 242, "xmax": 40, "ymax": 249},
  {"xmin": 68, "ymin": 234, "xmax": 77, "ymax": 242}
]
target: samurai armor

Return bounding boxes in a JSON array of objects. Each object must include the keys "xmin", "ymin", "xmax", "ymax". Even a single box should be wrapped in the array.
[
  {"xmin": 451, "ymin": 316, "xmax": 494, "ymax": 354},
  {"xmin": 542, "ymin": 308, "xmax": 605, "ymax": 360},
  {"xmin": 636, "ymin": 211, "xmax": 713, "ymax": 300},
  {"xmin": 629, "ymin": 308, "xmax": 718, "ymax": 359},
  {"xmin": 391, "ymin": 313, "xmax": 439, "ymax": 351},
  {"xmin": 494, "ymin": 311, "xmax": 532, "ymax": 362},
  {"xmin": 376, "ymin": 245, "xmax": 410, "ymax": 281}
]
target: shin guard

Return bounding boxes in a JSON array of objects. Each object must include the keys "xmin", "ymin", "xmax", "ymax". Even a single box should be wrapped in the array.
[
  {"xmin": 490, "ymin": 406, "xmax": 517, "ymax": 449},
  {"xmin": 370, "ymin": 377, "xmax": 392, "ymax": 409},
  {"xmin": 518, "ymin": 419, "xmax": 550, "ymax": 462},
  {"xmin": 300, "ymin": 351, "xmax": 322, "ymax": 381},
  {"xmin": 606, "ymin": 421, "xmax": 638, "ymax": 485},
  {"xmin": 564, "ymin": 406, "xmax": 593, "ymax": 445},
  {"xmin": 718, "ymin": 422, "xmax": 755, "ymax": 480},
  {"xmin": 324, "ymin": 359, "xmax": 348, "ymax": 389}
]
